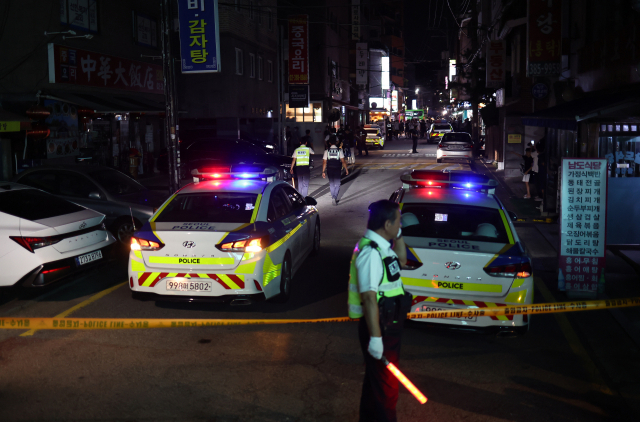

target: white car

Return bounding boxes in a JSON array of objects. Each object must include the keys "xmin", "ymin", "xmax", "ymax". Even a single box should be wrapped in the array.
[
  {"xmin": 428, "ymin": 122, "xmax": 453, "ymax": 143},
  {"xmin": 128, "ymin": 167, "xmax": 320, "ymax": 303},
  {"xmin": 389, "ymin": 170, "xmax": 533, "ymax": 334},
  {"xmin": 0, "ymin": 183, "xmax": 116, "ymax": 288}
]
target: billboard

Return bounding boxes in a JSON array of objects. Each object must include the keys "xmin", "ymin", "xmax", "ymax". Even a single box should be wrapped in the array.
[
  {"xmin": 288, "ymin": 15, "xmax": 309, "ymax": 84},
  {"xmin": 178, "ymin": 0, "xmax": 222, "ymax": 73},
  {"xmin": 356, "ymin": 43, "xmax": 367, "ymax": 86}
]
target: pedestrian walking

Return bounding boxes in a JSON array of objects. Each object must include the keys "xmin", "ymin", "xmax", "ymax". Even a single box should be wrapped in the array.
[
  {"xmin": 357, "ymin": 126, "xmax": 369, "ymax": 156},
  {"xmin": 393, "ymin": 120, "xmax": 400, "ymax": 140},
  {"xmin": 399, "ymin": 121, "xmax": 405, "ymax": 138},
  {"xmin": 300, "ymin": 129, "xmax": 312, "ymax": 148},
  {"xmin": 290, "ymin": 137, "xmax": 314, "ymax": 197},
  {"xmin": 419, "ymin": 120, "xmax": 426, "ymax": 139},
  {"xmin": 348, "ymin": 200, "xmax": 411, "ymax": 421},
  {"xmin": 411, "ymin": 126, "xmax": 419, "ymax": 153},
  {"xmin": 508, "ymin": 148, "xmax": 534, "ymax": 198},
  {"xmin": 322, "ymin": 136, "xmax": 349, "ymax": 205}
]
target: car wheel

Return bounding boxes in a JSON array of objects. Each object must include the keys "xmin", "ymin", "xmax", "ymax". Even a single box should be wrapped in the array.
[
  {"xmin": 272, "ymin": 253, "xmax": 292, "ymax": 303},
  {"xmin": 380, "ymin": 142, "xmax": 385, "ymax": 150},
  {"xmin": 311, "ymin": 220, "xmax": 320, "ymax": 256},
  {"xmin": 112, "ymin": 219, "xmax": 136, "ymax": 244}
]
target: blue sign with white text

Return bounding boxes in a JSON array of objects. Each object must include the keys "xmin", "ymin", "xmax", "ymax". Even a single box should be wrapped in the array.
[{"xmin": 178, "ymin": 0, "xmax": 221, "ymax": 73}]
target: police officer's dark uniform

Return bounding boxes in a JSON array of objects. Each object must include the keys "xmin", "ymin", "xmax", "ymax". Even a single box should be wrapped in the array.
[{"xmin": 322, "ymin": 137, "xmax": 348, "ymax": 205}]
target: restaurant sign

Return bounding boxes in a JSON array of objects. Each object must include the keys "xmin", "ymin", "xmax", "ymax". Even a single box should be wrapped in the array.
[
  {"xmin": 288, "ymin": 15, "xmax": 309, "ymax": 84},
  {"xmin": 47, "ymin": 44, "xmax": 164, "ymax": 94},
  {"xmin": 527, "ymin": 0, "xmax": 562, "ymax": 76},
  {"xmin": 558, "ymin": 158, "xmax": 608, "ymax": 297},
  {"xmin": 177, "ymin": 0, "xmax": 222, "ymax": 73}
]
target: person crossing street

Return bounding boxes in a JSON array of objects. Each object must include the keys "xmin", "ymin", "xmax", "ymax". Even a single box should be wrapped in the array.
[
  {"xmin": 290, "ymin": 137, "xmax": 314, "ymax": 197},
  {"xmin": 348, "ymin": 200, "xmax": 411, "ymax": 421},
  {"xmin": 322, "ymin": 136, "xmax": 349, "ymax": 205}
]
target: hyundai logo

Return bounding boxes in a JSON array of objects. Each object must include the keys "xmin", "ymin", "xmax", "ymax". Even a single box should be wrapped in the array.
[
  {"xmin": 183, "ymin": 241, "xmax": 196, "ymax": 248},
  {"xmin": 445, "ymin": 261, "xmax": 461, "ymax": 270},
  {"xmin": 79, "ymin": 222, "xmax": 86, "ymax": 230}
]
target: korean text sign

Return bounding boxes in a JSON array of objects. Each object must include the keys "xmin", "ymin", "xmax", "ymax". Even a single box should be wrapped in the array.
[
  {"xmin": 559, "ymin": 158, "xmax": 607, "ymax": 296},
  {"xmin": 178, "ymin": 0, "xmax": 221, "ymax": 73},
  {"xmin": 289, "ymin": 15, "xmax": 309, "ymax": 84},
  {"xmin": 527, "ymin": 0, "xmax": 562, "ymax": 76},
  {"xmin": 47, "ymin": 44, "xmax": 163, "ymax": 94},
  {"xmin": 486, "ymin": 40, "xmax": 505, "ymax": 88},
  {"xmin": 356, "ymin": 43, "xmax": 368, "ymax": 86}
]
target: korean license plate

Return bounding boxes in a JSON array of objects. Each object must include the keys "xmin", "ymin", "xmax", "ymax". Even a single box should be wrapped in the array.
[
  {"xmin": 75, "ymin": 250, "xmax": 103, "ymax": 266},
  {"xmin": 166, "ymin": 280, "xmax": 212, "ymax": 292},
  {"xmin": 420, "ymin": 305, "xmax": 477, "ymax": 322}
]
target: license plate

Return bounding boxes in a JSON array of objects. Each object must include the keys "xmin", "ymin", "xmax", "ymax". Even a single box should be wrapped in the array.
[
  {"xmin": 75, "ymin": 250, "xmax": 103, "ymax": 266},
  {"xmin": 166, "ymin": 280, "xmax": 212, "ymax": 292},
  {"xmin": 449, "ymin": 145, "xmax": 462, "ymax": 150},
  {"xmin": 420, "ymin": 305, "xmax": 477, "ymax": 322}
]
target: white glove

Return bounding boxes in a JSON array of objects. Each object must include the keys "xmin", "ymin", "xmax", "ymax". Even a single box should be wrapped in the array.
[{"xmin": 368, "ymin": 337, "xmax": 383, "ymax": 360}]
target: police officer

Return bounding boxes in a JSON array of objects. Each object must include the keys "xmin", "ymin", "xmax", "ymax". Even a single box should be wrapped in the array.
[
  {"xmin": 290, "ymin": 137, "xmax": 314, "ymax": 197},
  {"xmin": 322, "ymin": 136, "xmax": 349, "ymax": 205},
  {"xmin": 348, "ymin": 200, "xmax": 411, "ymax": 421}
]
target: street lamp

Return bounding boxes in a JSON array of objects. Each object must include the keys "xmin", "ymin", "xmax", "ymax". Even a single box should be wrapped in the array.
[{"xmin": 415, "ymin": 88, "xmax": 419, "ymax": 94}]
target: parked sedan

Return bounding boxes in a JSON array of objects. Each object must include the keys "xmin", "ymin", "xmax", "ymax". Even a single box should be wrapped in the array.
[
  {"xmin": 436, "ymin": 132, "xmax": 477, "ymax": 163},
  {"xmin": 14, "ymin": 166, "xmax": 169, "ymax": 244},
  {"xmin": 0, "ymin": 183, "xmax": 116, "ymax": 288},
  {"xmin": 158, "ymin": 138, "xmax": 293, "ymax": 180}
]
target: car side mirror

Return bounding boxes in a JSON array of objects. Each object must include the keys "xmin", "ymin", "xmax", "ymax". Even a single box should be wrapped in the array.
[
  {"xmin": 508, "ymin": 211, "xmax": 518, "ymax": 221},
  {"xmin": 305, "ymin": 196, "xmax": 317, "ymax": 206},
  {"xmin": 88, "ymin": 191, "xmax": 102, "ymax": 200}
]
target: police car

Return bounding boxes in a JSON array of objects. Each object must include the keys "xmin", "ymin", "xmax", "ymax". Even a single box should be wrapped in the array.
[
  {"xmin": 363, "ymin": 124, "xmax": 385, "ymax": 149},
  {"xmin": 128, "ymin": 166, "xmax": 320, "ymax": 303},
  {"xmin": 389, "ymin": 170, "xmax": 533, "ymax": 333}
]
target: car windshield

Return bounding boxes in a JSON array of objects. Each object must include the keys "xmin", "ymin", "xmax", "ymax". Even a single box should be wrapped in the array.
[
  {"xmin": 434, "ymin": 125, "xmax": 452, "ymax": 130},
  {"xmin": 443, "ymin": 133, "xmax": 472, "ymax": 143},
  {"xmin": 0, "ymin": 189, "xmax": 85, "ymax": 220},
  {"xmin": 154, "ymin": 192, "xmax": 259, "ymax": 223},
  {"xmin": 365, "ymin": 129, "xmax": 379, "ymax": 135},
  {"xmin": 401, "ymin": 203, "xmax": 509, "ymax": 244},
  {"xmin": 89, "ymin": 169, "xmax": 146, "ymax": 196}
]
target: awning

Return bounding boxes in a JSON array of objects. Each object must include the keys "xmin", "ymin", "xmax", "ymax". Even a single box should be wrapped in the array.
[
  {"xmin": 41, "ymin": 91, "xmax": 166, "ymax": 114},
  {"xmin": 0, "ymin": 108, "xmax": 31, "ymax": 132},
  {"xmin": 522, "ymin": 87, "xmax": 640, "ymax": 131}
]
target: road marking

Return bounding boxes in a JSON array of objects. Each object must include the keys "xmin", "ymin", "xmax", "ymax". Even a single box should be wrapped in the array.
[
  {"xmin": 534, "ymin": 277, "xmax": 614, "ymax": 395},
  {"xmin": 19, "ymin": 282, "xmax": 126, "ymax": 337}
]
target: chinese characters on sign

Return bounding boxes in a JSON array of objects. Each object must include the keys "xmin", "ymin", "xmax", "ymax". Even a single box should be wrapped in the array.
[
  {"xmin": 356, "ymin": 43, "xmax": 368, "ymax": 86},
  {"xmin": 527, "ymin": 0, "xmax": 562, "ymax": 76},
  {"xmin": 288, "ymin": 15, "xmax": 309, "ymax": 84},
  {"xmin": 178, "ymin": 0, "xmax": 221, "ymax": 73},
  {"xmin": 48, "ymin": 44, "xmax": 164, "ymax": 94},
  {"xmin": 558, "ymin": 159, "xmax": 608, "ymax": 297},
  {"xmin": 486, "ymin": 40, "xmax": 505, "ymax": 88}
]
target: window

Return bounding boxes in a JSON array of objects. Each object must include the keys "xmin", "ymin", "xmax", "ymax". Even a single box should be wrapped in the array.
[
  {"xmin": 285, "ymin": 103, "xmax": 323, "ymax": 122},
  {"xmin": 267, "ymin": 60, "xmax": 273, "ymax": 82},
  {"xmin": 0, "ymin": 189, "xmax": 84, "ymax": 221},
  {"xmin": 267, "ymin": 188, "xmax": 293, "ymax": 222},
  {"xmin": 17, "ymin": 171, "xmax": 57, "ymax": 193},
  {"xmin": 249, "ymin": 1, "xmax": 254, "ymax": 20},
  {"xmin": 88, "ymin": 169, "xmax": 145, "ymax": 196},
  {"xmin": 258, "ymin": 56, "xmax": 263, "ymax": 80},
  {"xmin": 268, "ymin": 9, "xmax": 273, "ymax": 30},
  {"xmin": 58, "ymin": 172, "xmax": 102, "ymax": 198},
  {"xmin": 400, "ymin": 204, "xmax": 510, "ymax": 244},
  {"xmin": 282, "ymin": 185, "xmax": 306, "ymax": 207},
  {"xmin": 155, "ymin": 193, "xmax": 259, "ymax": 223},
  {"xmin": 249, "ymin": 53, "xmax": 256, "ymax": 78},
  {"xmin": 235, "ymin": 48, "xmax": 243, "ymax": 75}
]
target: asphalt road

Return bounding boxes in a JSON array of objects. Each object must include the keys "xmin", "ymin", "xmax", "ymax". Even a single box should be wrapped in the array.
[{"xmin": 1, "ymin": 137, "xmax": 638, "ymax": 421}]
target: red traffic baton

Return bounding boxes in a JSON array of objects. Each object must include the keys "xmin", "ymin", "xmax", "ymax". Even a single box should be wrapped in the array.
[{"xmin": 382, "ymin": 357, "xmax": 427, "ymax": 404}]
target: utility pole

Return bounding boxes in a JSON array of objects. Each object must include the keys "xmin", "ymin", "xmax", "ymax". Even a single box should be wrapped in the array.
[
  {"xmin": 470, "ymin": 0, "xmax": 479, "ymax": 145},
  {"xmin": 161, "ymin": 0, "xmax": 179, "ymax": 193}
]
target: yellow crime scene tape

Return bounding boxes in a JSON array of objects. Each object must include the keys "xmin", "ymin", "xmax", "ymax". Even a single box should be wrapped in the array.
[{"xmin": 1, "ymin": 297, "xmax": 639, "ymax": 330}]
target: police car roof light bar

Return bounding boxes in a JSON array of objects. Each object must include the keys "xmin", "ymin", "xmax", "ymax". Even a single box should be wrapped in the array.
[
  {"xmin": 401, "ymin": 170, "xmax": 498, "ymax": 192},
  {"xmin": 192, "ymin": 166, "xmax": 277, "ymax": 183}
]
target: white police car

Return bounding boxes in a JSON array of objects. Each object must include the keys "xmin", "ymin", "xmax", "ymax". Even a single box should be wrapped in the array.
[
  {"xmin": 128, "ymin": 166, "xmax": 320, "ymax": 303},
  {"xmin": 389, "ymin": 170, "xmax": 533, "ymax": 333}
]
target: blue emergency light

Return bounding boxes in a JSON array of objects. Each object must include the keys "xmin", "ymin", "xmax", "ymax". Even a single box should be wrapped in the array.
[{"xmin": 401, "ymin": 170, "xmax": 498, "ymax": 193}]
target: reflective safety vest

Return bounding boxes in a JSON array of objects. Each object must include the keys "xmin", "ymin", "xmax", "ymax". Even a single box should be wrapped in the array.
[
  {"xmin": 294, "ymin": 146, "xmax": 311, "ymax": 166},
  {"xmin": 326, "ymin": 146, "xmax": 341, "ymax": 170},
  {"xmin": 348, "ymin": 237, "xmax": 405, "ymax": 319}
]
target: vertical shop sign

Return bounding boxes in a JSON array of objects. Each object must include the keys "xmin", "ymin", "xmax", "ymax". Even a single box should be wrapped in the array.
[
  {"xmin": 60, "ymin": 0, "xmax": 98, "ymax": 33},
  {"xmin": 486, "ymin": 40, "xmax": 505, "ymax": 88},
  {"xmin": 527, "ymin": 0, "xmax": 562, "ymax": 76},
  {"xmin": 288, "ymin": 15, "xmax": 309, "ymax": 84},
  {"xmin": 178, "ymin": 0, "xmax": 221, "ymax": 73},
  {"xmin": 558, "ymin": 158, "xmax": 608, "ymax": 298},
  {"xmin": 351, "ymin": 0, "xmax": 361, "ymax": 40},
  {"xmin": 356, "ymin": 43, "xmax": 367, "ymax": 86}
]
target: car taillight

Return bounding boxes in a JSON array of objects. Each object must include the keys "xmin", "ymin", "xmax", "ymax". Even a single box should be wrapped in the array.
[
  {"xmin": 438, "ymin": 143, "xmax": 446, "ymax": 148},
  {"xmin": 403, "ymin": 258, "xmax": 423, "ymax": 270},
  {"xmin": 463, "ymin": 144, "xmax": 473, "ymax": 149},
  {"xmin": 131, "ymin": 237, "xmax": 164, "ymax": 251},
  {"xmin": 217, "ymin": 237, "xmax": 265, "ymax": 253},
  {"xmin": 10, "ymin": 236, "xmax": 62, "ymax": 253},
  {"xmin": 484, "ymin": 261, "xmax": 532, "ymax": 278}
]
